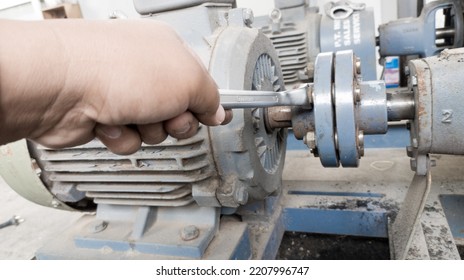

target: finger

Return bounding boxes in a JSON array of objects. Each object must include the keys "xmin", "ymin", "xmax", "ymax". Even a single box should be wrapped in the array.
[
  {"xmin": 183, "ymin": 67, "xmax": 224, "ymax": 126},
  {"xmin": 164, "ymin": 111, "xmax": 199, "ymax": 139},
  {"xmin": 222, "ymin": 109, "xmax": 233, "ymax": 125},
  {"xmin": 95, "ymin": 124, "xmax": 141, "ymax": 155},
  {"xmin": 137, "ymin": 123, "xmax": 168, "ymax": 145}
]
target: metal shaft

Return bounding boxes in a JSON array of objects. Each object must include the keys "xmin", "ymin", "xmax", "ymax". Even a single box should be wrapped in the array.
[{"xmin": 387, "ymin": 92, "xmax": 415, "ymax": 121}]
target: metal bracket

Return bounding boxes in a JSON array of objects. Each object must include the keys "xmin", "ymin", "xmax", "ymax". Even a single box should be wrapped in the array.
[{"xmin": 389, "ymin": 155, "xmax": 432, "ymax": 260}]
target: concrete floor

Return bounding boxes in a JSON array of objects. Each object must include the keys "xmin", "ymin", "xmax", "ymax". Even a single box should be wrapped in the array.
[{"xmin": 0, "ymin": 176, "xmax": 81, "ymax": 259}]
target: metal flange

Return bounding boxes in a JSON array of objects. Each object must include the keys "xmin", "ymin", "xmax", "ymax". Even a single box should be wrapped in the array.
[
  {"xmin": 313, "ymin": 52, "xmax": 339, "ymax": 167},
  {"xmin": 334, "ymin": 50, "xmax": 360, "ymax": 167}
]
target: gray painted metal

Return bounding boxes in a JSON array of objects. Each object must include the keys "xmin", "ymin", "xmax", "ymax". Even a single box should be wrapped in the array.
[
  {"xmin": 320, "ymin": 6, "xmax": 377, "ymax": 80},
  {"xmin": 334, "ymin": 50, "xmax": 359, "ymax": 167},
  {"xmin": 28, "ymin": 130, "xmax": 217, "ymax": 208},
  {"xmin": 378, "ymin": 0, "xmax": 464, "ymax": 57},
  {"xmin": 208, "ymin": 21, "xmax": 287, "ymax": 204},
  {"xmin": 390, "ymin": 165, "xmax": 432, "ymax": 260},
  {"xmin": 357, "ymin": 81, "xmax": 388, "ymax": 134},
  {"xmin": 313, "ymin": 52, "xmax": 339, "ymax": 167},
  {"xmin": 408, "ymin": 48, "xmax": 464, "ymax": 165}
]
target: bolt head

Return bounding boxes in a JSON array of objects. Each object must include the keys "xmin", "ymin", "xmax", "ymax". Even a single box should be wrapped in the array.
[
  {"xmin": 269, "ymin": 8, "xmax": 282, "ymax": 22},
  {"xmin": 181, "ymin": 225, "xmax": 200, "ymax": 241},
  {"xmin": 51, "ymin": 200, "xmax": 60, "ymax": 208},
  {"xmin": 355, "ymin": 57, "xmax": 361, "ymax": 75},
  {"xmin": 234, "ymin": 187, "xmax": 249, "ymax": 205},
  {"xmin": 88, "ymin": 220, "xmax": 108, "ymax": 234},
  {"xmin": 243, "ymin": 8, "xmax": 254, "ymax": 27},
  {"xmin": 354, "ymin": 87, "xmax": 361, "ymax": 103},
  {"xmin": 412, "ymin": 138, "xmax": 419, "ymax": 148},
  {"xmin": 406, "ymin": 146, "xmax": 413, "ymax": 157}
]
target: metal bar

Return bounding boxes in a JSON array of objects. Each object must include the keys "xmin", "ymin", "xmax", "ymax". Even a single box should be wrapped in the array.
[
  {"xmin": 436, "ymin": 27, "xmax": 456, "ymax": 39},
  {"xmin": 389, "ymin": 169, "xmax": 432, "ymax": 260}
]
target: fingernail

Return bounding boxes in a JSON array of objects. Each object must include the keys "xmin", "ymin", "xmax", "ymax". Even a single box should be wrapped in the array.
[
  {"xmin": 215, "ymin": 106, "xmax": 226, "ymax": 125},
  {"xmin": 174, "ymin": 122, "xmax": 191, "ymax": 135},
  {"xmin": 97, "ymin": 125, "xmax": 122, "ymax": 139}
]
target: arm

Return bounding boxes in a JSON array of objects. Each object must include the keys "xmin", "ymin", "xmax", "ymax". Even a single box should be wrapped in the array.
[{"xmin": 0, "ymin": 19, "xmax": 229, "ymax": 155}]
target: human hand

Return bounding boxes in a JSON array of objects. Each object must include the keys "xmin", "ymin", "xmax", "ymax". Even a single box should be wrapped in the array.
[{"xmin": 0, "ymin": 19, "xmax": 231, "ymax": 155}]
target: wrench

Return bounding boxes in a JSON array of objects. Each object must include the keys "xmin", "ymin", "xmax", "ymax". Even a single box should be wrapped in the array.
[{"xmin": 219, "ymin": 84, "xmax": 312, "ymax": 109}]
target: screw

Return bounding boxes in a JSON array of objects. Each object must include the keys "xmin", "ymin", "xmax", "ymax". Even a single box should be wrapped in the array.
[
  {"xmin": 430, "ymin": 159, "xmax": 437, "ymax": 167},
  {"xmin": 234, "ymin": 187, "xmax": 249, "ymax": 205},
  {"xmin": 181, "ymin": 225, "xmax": 200, "ymax": 241},
  {"xmin": 88, "ymin": 220, "xmax": 108, "ymax": 234}
]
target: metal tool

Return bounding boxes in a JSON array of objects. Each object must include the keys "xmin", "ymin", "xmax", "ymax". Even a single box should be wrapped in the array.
[
  {"xmin": 219, "ymin": 84, "xmax": 311, "ymax": 109},
  {"xmin": 0, "ymin": 215, "xmax": 24, "ymax": 229}
]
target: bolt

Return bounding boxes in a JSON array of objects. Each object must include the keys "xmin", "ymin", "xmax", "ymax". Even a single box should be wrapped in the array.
[
  {"xmin": 354, "ymin": 87, "xmax": 361, "ymax": 103},
  {"xmin": 181, "ymin": 225, "xmax": 200, "ymax": 241},
  {"xmin": 355, "ymin": 57, "xmax": 361, "ymax": 75},
  {"xmin": 234, "ymin": 187, "xmax": 249, "ymax": 205},
  {"xmin": 411, "ymin": 75, "xmax": 418, "ymax": 86},
  {"xmin": 304, "ymin": 132, "xmax": 317, "ymax": 153},
  {"xmin": 404, "ymin": 66, "xmax": 410, "ymax": 76},
  {"xmin": 51, "ymin": 200, "xmax": 60, "ymax": 208},
  {"xmin": 243, "ymin": 8, "xmax": 254, "ymax": 27},
  {"xmin": 269, "ymin": 8, "xmax": 282, "ymax": 22},
  {"xmin": 412, "ymin": 138, "xmax": 419, "ymax": 148},
  {"xmin": 406, "ymin": 146, "xmax": 413, "ymax": 157},
  {"xmin": 88, "ymin": 220, "xmax": 108, "ymax": 234},
  {"xmin": 357, "ymin": 130, "xmax": 365, "ymax": 157},
  {"xmin": 252, "ymin": 108, "xmax": 261, "ymax": 131},
  {"xmin": 305, "ymin": 131, "xmax": 320, "ymax": 157}
]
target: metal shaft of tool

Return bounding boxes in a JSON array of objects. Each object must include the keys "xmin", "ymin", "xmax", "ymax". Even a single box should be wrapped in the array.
[{"xmin": 219, "ymin": 85, "xmax": 310, "ymax": 109}]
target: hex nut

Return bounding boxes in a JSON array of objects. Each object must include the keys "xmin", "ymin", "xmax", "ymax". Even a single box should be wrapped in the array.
[{"xmin": 243, "ymin": 8, "xmax": 254, "ymax": 27}]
